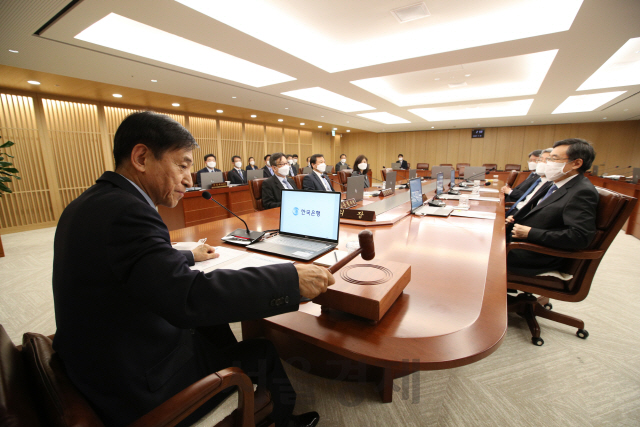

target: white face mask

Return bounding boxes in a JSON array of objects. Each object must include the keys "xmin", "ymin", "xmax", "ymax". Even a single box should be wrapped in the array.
[
  {"xmin": 293, "ymin": 159, "xmax": 297, "ymax": 164},
  {"xmin": 266, "ymin": 159, "xmax": 270, "ymax": 166},
  {"xmin": 288, "ymin": 159, "xmax": 293, "ymax": 164},
  {"xmin": 398, "ymin": 157, "xmax": 403, "ymax": 162},
  {"xmin": 235, "ymin": 161, "xmax": 242, "ymax": 169},
  {"xmin": 528, "ymin": 161, "xmax": 538, "ymax": 171},
  {"xmin": 535, "ymin": 162, "xmax": 547, "ymax": 176},
  {"xmin": 358, "ymin": 162, "xmax": 367, "ymax": 170},
  {"xmin": 249, "ymin": 160, "xmax": 255, "ymax": 166},
  {"xmin": 341, "ymin": 158, "xmax": 346, "ymax": 163},
  {"xmin": 316, "ymin": 163, "xmax": 327, "ymax": 173},
  {"xmin": 206, "ymin": 161, "xmax": 216, "ymax": 169},
  {"xmin": 277, "ymin": 164, "xmax": 290, "ymax": 176},
  {"xmin": 545, "ymin": 161, "xmax": 569, "ymax": 182}
]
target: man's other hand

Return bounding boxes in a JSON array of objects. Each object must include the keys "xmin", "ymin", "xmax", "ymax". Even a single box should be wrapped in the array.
[
  {"xmin": 501, "ymin": 185, "xmax": 512, "ymax": 195},
  {"xmin": 295, "ymin": 264, "xmax": 335, "ymax": 299},
  {"xmin": 505, "ymin": 215, "xmax": 515, "ymax": 225},
  {"xmin": 192, "ymin": 244, "xmax": 219, "ymax": 262},
  {"xmin": 511, "ymin": 224, "xmax": 531, "ymax": 240}
]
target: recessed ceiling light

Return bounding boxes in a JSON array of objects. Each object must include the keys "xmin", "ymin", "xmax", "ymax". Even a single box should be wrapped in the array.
[
  {"xmin": 552, "ymin": 91, "xmax": 626, "ymax": 114},
  {"xmin": 8, "ymin": 49, "xmax": 18, "ymax": 53},
  {"xmin": 531, "ymin": 121, "xmax": 534, "ymax": 123},
  {"xmin": 357, "ymin": 112, "xmax": 410, "ymax": 124},
  {"xmin": 151, "ymin": 79, "xmax": 157, "ymax": 82},
  {"xmin": 321, "ymin": 116, "xmax": 324, "ymax": 117},
  {"xmin": 603, "ymin": 117, "xmax": 607, "ymax": 120},
  {"xmin": 112, "ymin": 94, "xmax": 122, "ymax": 98},
  {"xmin": 251, "ymin": 114, "xmax": 257, "ymax": 118},
  {"xmin": 465, "ymin": 74, "xmax": 471, "ymax": 77},
  {"xmin": 75, "ymin": 13, "xmax": 295, "ymax": 87},
  {"xmin": 232, "ymin": 96, "xmax": 236, "ymax": 98},
  {"xmin": 300, "ymin": 122, "xmax": 305, "ymax": 125},
  {"xmin": 579, "ymin": 37, "xmax": 640, "ymax": 90},
  {"xmin": 172, "ymin": 103, "xmax": 180, "ymax": 107},
  {"xmin": 216, "ymin": 109, "xmax": 223, "ymax": 113},
  {"xmin": 346, "ymin": 121, "xmax": 349, "ymax": 123},
  {"xmin": 352, "ymin": 50, "xmax": 558, "ymax": 106},
  {"xmin": 624, "ymin": 109, "xmax": 629, "ymax": 111},
  {"xmin": 318, "ymin": 125, "xmax": 322, "ymax": 128},
  {"xmin": 434, "ymin": 78, "xmax": 440, "ymax": 81},
  {"xmin": 27, "ymin": 80, "xmax": 40, "ymax": 85},
  {"xmin": 282, "ymin": 87, "xmax": 375, "ymax": 112},
  {"xmin": 285, "ymin": 107, "xmax": 288, "ymax": 109},
  {"xmin": 346, "ymin": 130, "xmax": 350, "ymax": 132},
  {"xmin": 180, "ymin": 0, "xmax": 582, "ymax": 73},
  {"xmin": 431, "ymin": 126, "xmax": 435, "ymax": 128},
  {"xmin": 409, "ymin": 99, "xmax": 533, "ymax": 121},
  {"xmin": 278, "ymin": 119, "xmax": 283, "ymax": 122},
  {"xmin": 333, "ymin": 128, "xmax": 337, "ymax": 130},
  {"xmin": 391, "ymin": 2, "xmax": 430, "ymax": 24}
]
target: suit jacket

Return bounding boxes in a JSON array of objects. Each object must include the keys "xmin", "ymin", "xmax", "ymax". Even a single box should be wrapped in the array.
[
  {"xmin": 262, "ymin": 175, "xmax": 297, "ymax": 209},
  {"xmin": 196, "ymin": 167, "xmax": 221, "ymax": 187},
  {"xmin": 335, "ymin": 162, "xmax": 350, "ymax": 172},
  {"xmin": 262, "ymin": 165, "xmax": 274, "ymax": 178},
  {"xmin": 52, "ymin": 172, "xmax": 299, "ymax": 426},
  {"xmin": 245, "ymin": 164, "xmax": 259, "ymax": 171},
  {"xmin": 506, "ymin": 172, "xmax": 539, "ymax": 202},
  {"xmin": 288, "ymin": 165, "xmax": 296, "ymax": 177},
  {"xmin": 292, "ymin": 164, "xmax": 299, "ymax": 175},
  {"xmin": 508, "ymin": 173, "xmax": 599, "ymax": 275},
  {"xmin": 398, "ymin": 160, "xmax": 408, "ymax": 170},
  {"xmin": 303, "ymin": 172, "xmax": 335, "ymax": 192},
  {"xmin": 228, "ymin": 168, "xmax": 247, "ymax": 185}
]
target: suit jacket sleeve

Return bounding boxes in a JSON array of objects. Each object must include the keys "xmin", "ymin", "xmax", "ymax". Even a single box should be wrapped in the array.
[
  {"xmin": 526, "ymin": 186, "xmax": 599, "ymax": 250},
  {"xmin": 262, "ymin": 178, "xmax": 281, "ymax": 209},
  {"xmin": 303, "ymin": 174, "xmax": 317, "ymax": 191}
]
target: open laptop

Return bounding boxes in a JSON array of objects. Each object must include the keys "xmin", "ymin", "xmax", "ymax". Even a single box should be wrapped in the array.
[
  {"xmin": 409, "ymin": 177, "xmax": 453, "ymax": 217},
  {"xmin": 346, "ymin": 175, "xmax": 365, "ymax": 202},
  {"xmin": 431, "ymin": 166, "xmax": 453, "ymax": 179},
  {"xmin": 409, "ymin": 169, "xmax": 417, "ymax": 179},
  {"xmin": 247, "ymin": 189, "xmax": 340, "ymax": 260},
  {"xmin": 302, "ymin": 166, "xmax": 313, "ymax": 174},
  {"xmin": 391, "ymin": 162, "xmax": 402, "ymax": 170},
  {"xmin": 247, "ymin": 169, "xmax": 264, "ymax": 181},
  {"xmin": 463, "ymin": 166, "xmax": 487, "ymax": 181},
  {"xmin": 633, "ymin": 167, "xmax": 640, "ymax": 184},
  {"xmin": 385, "ymin": 170, "xmax": 397, "ymax": 193},
  {"xmin": 200, "ymin": 171, "xmax": 224, "ymax": 188},
  {"xmin": 324, "ymin": 165, "xmax": 334, "ymax": 174}
]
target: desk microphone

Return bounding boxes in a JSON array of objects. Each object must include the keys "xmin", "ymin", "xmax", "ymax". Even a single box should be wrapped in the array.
[
  {"xmin": 201, "ymin": 191, "xmax": 264, "ymax": 242},
  {"xmin": 322, "ymin": 173, "xmax": 344, "ymax": 192},
  {"xmin": 602, "ymin": 165, "xmax": 632, "ymax": 178}
]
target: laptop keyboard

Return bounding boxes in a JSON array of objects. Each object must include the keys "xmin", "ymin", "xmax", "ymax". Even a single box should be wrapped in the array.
[{"xmin": 268, "ymin": 235, "xmax": 330, "ymax": 251}]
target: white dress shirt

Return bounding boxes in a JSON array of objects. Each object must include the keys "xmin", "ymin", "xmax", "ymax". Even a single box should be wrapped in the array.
[{"xmin": 314, "ymin": 170, "xmax": 331, "ymax": 191}]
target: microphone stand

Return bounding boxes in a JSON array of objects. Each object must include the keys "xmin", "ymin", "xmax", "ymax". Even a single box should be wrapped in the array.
[{"xmin": 201, "ymin": 191, "xmax": 265, "ymax": 243}]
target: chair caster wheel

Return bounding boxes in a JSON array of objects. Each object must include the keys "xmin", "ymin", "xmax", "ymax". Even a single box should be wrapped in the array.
[
  {"xmin": 532, "ymin": 337, "xmax": 544, "ymax": 346},
  {"xmin": 576, "ymin": 329, "xmax": 589, "ymax": 339},
  {"xmin": 544, "ymin": 303, "xmax": 553, "ymax": 310}
]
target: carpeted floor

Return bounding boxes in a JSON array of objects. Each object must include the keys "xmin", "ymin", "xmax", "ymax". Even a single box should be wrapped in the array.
[{"xmin": 1, "ymin": 227, "xmax": 639, "ymax": 426}]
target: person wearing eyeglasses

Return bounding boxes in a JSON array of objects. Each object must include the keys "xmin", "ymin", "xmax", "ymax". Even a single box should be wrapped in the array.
[
  {"xmin": 506, "ymin": 139, "xmax": 599, "ymax": 276},
  {"xmin": 262, "ymin": 154, "xmax": 274, "ymax": 178},
  {"xmin": 501, "ymin": 149, "xmax": 542, "ymax": 202},
  {"xmin": 303, "ymin": 154, "xmax": 335, "ymax": 192},
  {"xmin": 351, "ymin": 155, "xmax": 370, "ymax": 188},
  {"xmin": 262, "ymin": 152, "xmax": 298, "ymax": 209},
  {"xmin": 335, "ymin": 153, "xmax": 350, "ymax": 172}
]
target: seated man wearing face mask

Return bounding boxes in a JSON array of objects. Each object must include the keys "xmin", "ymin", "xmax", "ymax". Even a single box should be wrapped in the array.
[
  {"xmin": 196, "ymin": 154, "xmax": 221, "ymax": 187},
  {"xmin": 504, "ymin": 148, "xmax": 553, "ymax": 218},
  {"xmin": 506, "ymin": 139, "xmax": 599, "ymax": 276},
  {"xmin": 397, "ymin": 154, "xmax": 408, "ymax": 170},
  {"xmin": 292, "ymin": 154, "xmax": 299, "ymax": 175},
  {"xmin": 351, "ymin": 154, "xmax": 371, "ymax": 187},
  {"xmin": 501, "ymin": 149, "xmax": 542, "ymax": 202},
  {"xmin": 228, "ymin": 155, "xmax": 247, "ymax": 185},
  {"xmin": 262, "ymin": 152, "xmax": 298, "ymax": 209},
  {"xmin": 286, "ymin": 155, "xmax": 297, "ymax": 177},
  {"xmin": 303, "ymin": 154, "xmax": 336, "ymax": 192},
  {"xmin": 335, "ymin": 154, "xmax": 350, "ymax": 172}
]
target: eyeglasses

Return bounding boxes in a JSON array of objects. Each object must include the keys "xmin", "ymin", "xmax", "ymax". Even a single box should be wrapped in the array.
[{"xmin": 547, "ymin": 156, "xmax": 570, "ymax": 163}]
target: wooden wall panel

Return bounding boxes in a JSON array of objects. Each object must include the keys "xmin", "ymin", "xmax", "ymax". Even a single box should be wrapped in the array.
[
  {"xmin": 189, "ymin": 116, "xmax": 217, "ymax": 171},
  {"xmin": 245, "ymin": 123, "xmax": 267, "ymax": 166},
  {"xmin": 220, "ymin": 120, "xmax": 243, "ymax": 171},
  {"xmin": 446, "ymin": 130, "xmax": 462, "ymax": 165},
  {"xmin": 284, "ymin": 128, "xmax": 298, "ymax": 158},
  {"xmin": 299, "ymin": 130, "xmax": 313, "ymax": 166},
  {"xmin": 266, "ymin": 126, "xmax": 283, "ymax": 157}
]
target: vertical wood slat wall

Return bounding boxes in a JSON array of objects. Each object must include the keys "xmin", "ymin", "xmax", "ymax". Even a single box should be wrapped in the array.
[{"xmin": 0, "ymin": 92, "xmax": 332, "ymax": 234}]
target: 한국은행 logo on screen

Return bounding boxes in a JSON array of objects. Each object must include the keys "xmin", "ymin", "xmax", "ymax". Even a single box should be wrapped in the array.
[{"xmin": 293, "ymin": 207, "xmax": 299, "ymax": 216}]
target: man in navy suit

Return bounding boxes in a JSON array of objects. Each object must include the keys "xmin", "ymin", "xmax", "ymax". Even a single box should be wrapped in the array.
[
  {"xmin": 397, "ymin": 154, "xmax": 408, "ymax": 170},
  {"xmin": 262, "ymin": 154, "xmax": 274, "ymax": 178},
  {"xmin": 303, "ymin": 154, "xmax": 335, "ymax": 192},
  {"xmin": 228, "ymin": 155, "xmax": 247, "ymax": 184},
  {"xmin": 195, "ymin": 153, "xmax": 221, "ymax": 187},
  {"xmin": 52, "ymin": 112, "xmax": 330, "ymax": 427},
  {"xmin": 502, "ymin": 150, "xmax": 542, "ymax": 202},
  {"xmin": 262, "ymin": 152, "xmax": 298, "ymax": 209},
  {"xmin": 506, "ymin": 139, "xmax": 598, "ymax": 276}
]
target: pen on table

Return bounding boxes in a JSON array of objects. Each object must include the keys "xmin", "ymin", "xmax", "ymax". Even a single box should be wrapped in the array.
[
  {"xmin": 334, "ymin": 251, "xmax": 339, "ymax": 263},
  {"xmin": 197, "ymin": 238, "xmax": 207, "ymax": 246}
]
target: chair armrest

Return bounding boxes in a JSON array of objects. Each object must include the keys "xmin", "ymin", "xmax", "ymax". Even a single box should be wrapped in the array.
[
  {"xmin": 128, "ymin": 367, "xmax": 255, "ymax": 427},
  {"xmin": 505, "ymin": 202, "xmax": 515, "ymax": 207},
  {"xmin": 506, "ymin": 242, "xmax": 604, "ymax": 259}
]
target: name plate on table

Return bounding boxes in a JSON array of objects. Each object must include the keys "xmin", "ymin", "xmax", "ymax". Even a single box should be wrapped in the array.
[
  {"xmin": 210, "ymin": 182, "xmax": 228, "ymax": 189},
  {"xmin": 341, "ymin": 198, "xmax": 358, "ymax": 209},
  {"xmin": 313, "ymin": 258, "xmax": 411, "ymax": 321},
  {"xmin": 340, "ymin": 208, "xmax": 376, "ymax": 221},
  {"xmin": 379, "ymin": 188, "xmax": 394, "ymax": 197}
]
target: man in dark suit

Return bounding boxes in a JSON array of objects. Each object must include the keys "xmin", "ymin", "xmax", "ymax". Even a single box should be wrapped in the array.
[
  {"xmin": 335, "ymin": 153, "xmax": 350, "ymax": 172},
  {"xmin": 262, "ymin": 152, "xmax": 297, "ymax": 209},
  {"xmin": 286, "ymin": 154, "xmax": 296, "ymax": 177},
  {"xmin": 303, "ymin": 154, "xmax": 335, "ymax": 192},
  {"xmin": 52, "ymin": 112, "xmax": 330, "ymax": 427},
  {"xmin": 502, "ymin": 150, "xmax": 542, "ymax": 202},
  {"xmin": 195, "ymin": 153, "xmax": 221, "ymax": 187},
  {"xmin": 228, "ymin": 155, "xmax": 247, "ymax": 184},
  {"xmin": 292, "ymin": 154, "xmax": 300, "ymax": 175},
  {"xmin": 397, "ymin": 154, "xmax": 408, "ymax": 170},
  {"xmin": 262, "ymin": 154, "xmax": 274, "ymax": 178},
  {"xmin": 506, "ymin": 139, "xmax": 598, "ymax": 276}
]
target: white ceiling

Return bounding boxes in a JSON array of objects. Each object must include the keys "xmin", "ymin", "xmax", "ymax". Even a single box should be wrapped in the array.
[{"xmin": 0, "ymin": 0, "xmax": 639, "ymax": 133}]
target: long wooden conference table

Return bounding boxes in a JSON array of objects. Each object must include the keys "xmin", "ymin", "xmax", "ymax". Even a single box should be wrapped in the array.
[{"xmin": 169, "ymin": 180, "xmax": 508, "ymax": 402}]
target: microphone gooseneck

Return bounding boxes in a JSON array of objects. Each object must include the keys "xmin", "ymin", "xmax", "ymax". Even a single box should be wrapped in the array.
[{"xmin": 202, "ymin": 191, "xmax": 250, "ymax": 234}]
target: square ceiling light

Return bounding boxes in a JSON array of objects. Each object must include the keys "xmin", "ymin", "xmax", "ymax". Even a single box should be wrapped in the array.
[
  {"xmin": 578, "ymin": 37, "xmax": 640, "ymax": 90},
  {"xmin": 552, "ymin": 91, "xmax": 626, "ymax": 114},
  {"xmin": 409, "ymin": 99, "xmax": 533, "ymax": 121},
  {"xmin": 176, "ymin": 0, "xmax": 583, "ymax": 72},
  {"xmin": 357, "ymin": 112, "xmax": 410, "ymax": 124},
  {"xmin": 281, "ymin": 87, "xmax": 375, "ymax": 112},
  {"xmin": 351, "ymin": 50, "xmax": 558, "ymax": 106},
  {"xmin": 74, "ymin": 13, "xmax": 295, "ymax": 87}
]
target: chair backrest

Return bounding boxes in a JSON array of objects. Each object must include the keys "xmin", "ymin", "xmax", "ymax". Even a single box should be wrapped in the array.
[
  {"xmin": 222, "ymin": 171, "xmax": 229, "ymax": 182},
  {"xmin": 406, "ymin": 162, "xmax": 410, "ymax": 169},
  {"xmin": 483, "ymin": 163, "xmax": 497, "ymax": 171},
  {"xmin": 440, "ymin": 163, "xmax": 452, "ymax": 167},
  {"xmin": 506, "ymin": 170, "xmax": 519, "ymax": 187},
  {"xmin": 337, "ymin": 170, "xmax": 352, "ymax": 192},
  {"xmin": 416, "ymin": 163, "xmax": 429, "ymax": 170},
  {"xmin": 190, "ymin": 172, "xmax": 197, "ymax": 186},
  {"xmin": 458, "ymin": 165, "xmax": 466, "ymax": 176},
  {"xmin": 248, "ymin": 178, "xmax": 267, "ymax": 211},
  {"xmin": 456, "ymin": 163, "xmax": 470, "ymax": 171},
  {"xmin": 381, "ymin": 169, "xmax": 387, "ymax": 181},
  {"xmin": 293, "ymin": 174, "xmax": 307, "ymax": 190},
  {"xmin": 505, "ymin": 164, "xmax": 521, "ymax": 171}
]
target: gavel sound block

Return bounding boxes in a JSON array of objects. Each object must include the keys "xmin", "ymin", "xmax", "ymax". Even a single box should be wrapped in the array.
[{"xmin": 313, "ymin": 230, "xmax": 411, "ymax": 322}]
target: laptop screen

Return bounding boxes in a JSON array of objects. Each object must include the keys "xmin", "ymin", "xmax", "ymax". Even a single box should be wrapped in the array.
[
  {"xmin": 409, "ymin": 178, "xmax": 423, "ymax": 212},
  {"xmin": 436, "ymin": 173, "xmax": 444, "ymax": 196},
  {"xmin": 450, "ymin": 169, "xmax": 455, "ymax": 187},
  {"xmin": 280, "ymin": 190, "xmax": 340, "ymax": 242}
]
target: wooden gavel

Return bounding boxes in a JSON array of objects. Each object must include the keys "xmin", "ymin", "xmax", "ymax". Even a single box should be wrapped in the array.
[{"xmin": 328, "ymin": 230, "xmax": 375, "ymax": 274}]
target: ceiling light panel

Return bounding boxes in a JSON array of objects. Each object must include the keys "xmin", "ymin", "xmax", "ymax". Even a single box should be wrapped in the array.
[
  {"xmin": 74, "ymin": 13, "xmax": 295, "ymax": 87},
  {"xmin": 409, "ymin": 99, "xmax": 533, "ymax": 121},
  {"xmin": 391, "ymin": 2, "xmax": 430, "ymax": 23},
  {"xmin": 281, "ymin": 87, "xmax": 375, "ymax": 112},
  {"xmin": 351, "ymin": 50, "xmax": 558, "ymax": 106},
  {"xmin": 176, "ymin": 0, "xmax": 582, "ymax": 72},
  {"xmin": 578, "ymin": 37, "xmax": 640, "ymax": 90},
  {"xmin": 357, "ymin": 112, "xmax": 410, "ymax": 124},
  {"xmin": 552, "ymin": 92, "xmax": 626, "ymax": 114}
]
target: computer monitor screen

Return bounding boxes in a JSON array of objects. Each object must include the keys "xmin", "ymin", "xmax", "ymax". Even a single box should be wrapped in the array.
[
  {"xmin": 436, "ymin": 173, "xmax": 444, "ymax": 197},
  {"xmin": 280, "ymin": 190, "xmax": 340, "ymax": 242},
  {"xmin": 409, "ymin": 178, "xmax": 423, "ymax": 212},
  {"xmin": 450, "ymin": 169, "xmax": 455, "ymax": 187}
]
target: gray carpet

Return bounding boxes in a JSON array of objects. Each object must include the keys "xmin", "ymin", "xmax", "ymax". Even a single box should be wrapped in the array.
[{"xmin": 1, "ymin": 228, "xmax": 639, "ymax": 426}]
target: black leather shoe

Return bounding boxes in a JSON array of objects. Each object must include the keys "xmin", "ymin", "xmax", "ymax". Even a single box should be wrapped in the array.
[{"xmin": 288, "ymin": 411, "xmax": 320, "ymax": 427}]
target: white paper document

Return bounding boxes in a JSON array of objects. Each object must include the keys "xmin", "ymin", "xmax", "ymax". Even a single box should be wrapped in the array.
[
  {"xmin": 189, "ymin": 246, "xmax": 246, "ymax": 272},
  {"xmin": 438, "ymin": 194, "xmax": 500, "ymax": 202},
  {"xmin": 451, "ymin": 210, "xmax": 497, "ymax": 220}
]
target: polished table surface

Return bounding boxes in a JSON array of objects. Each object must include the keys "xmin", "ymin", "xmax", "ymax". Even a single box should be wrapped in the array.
[{"xmin": 169, "ymin": 181, "xmax": 508, "ymax": 401}]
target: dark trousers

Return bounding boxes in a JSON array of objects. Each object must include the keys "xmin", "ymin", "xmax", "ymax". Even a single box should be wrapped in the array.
[{"xmin": 182, "ymin": 331, "xmax": 296, "ymax": 427}]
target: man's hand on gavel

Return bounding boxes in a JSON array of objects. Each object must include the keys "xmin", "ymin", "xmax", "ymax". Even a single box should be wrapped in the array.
[{"xmin": 295, "ymin": 264, "xmax": 335, "ymax": 299}]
